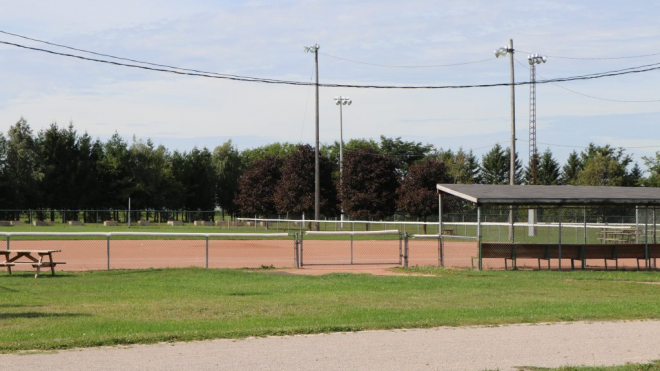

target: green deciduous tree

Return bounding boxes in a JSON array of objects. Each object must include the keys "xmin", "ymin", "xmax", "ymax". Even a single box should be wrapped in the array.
[
  {"xmin": 397, "ymin": 158, "xmax": 450, "ymax": 233},
  {"xmin": 274, "ymin": 144, "xmax": 338, "ymax": 217},
  {"xmin": 437, "ymin": 148, "xmax": 481, "ymax": 184},
  {"xmin": 340, "ymin": 148, "xmax": 398, "ymax": 221},
  {"xmin": 575, "ymin": 144, "xmax": 632, "ymax": 186},
  {"xmin": 235, "ymin": 156, "xmax": 283, "ymax": 217}
]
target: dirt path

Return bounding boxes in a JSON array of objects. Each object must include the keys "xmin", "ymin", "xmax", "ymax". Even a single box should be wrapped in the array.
[{"xmin": 4, "ymin": 320, "xmax": 660, "ymax": 371}]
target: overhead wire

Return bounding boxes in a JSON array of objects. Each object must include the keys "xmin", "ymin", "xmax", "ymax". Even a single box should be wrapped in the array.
[
  {"xmin": 2, "ymin": 39, "xmax": 660, "ymax": 90},
  {"xmin": 514, "ymin": 58, "xmax": 660, "ymax": 103},
  {"xmin": 319, "ymin": 51, "xmax": 496, "ymax": 68},
  {"xmin": 517, "ymin": 49, "xmax": 660, "ymax": 60}
]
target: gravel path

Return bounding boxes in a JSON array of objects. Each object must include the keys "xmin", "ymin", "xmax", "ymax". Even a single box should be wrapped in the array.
[{"xmin": 4, "ymin": 320, "xmax": 660, "ymax": 371}]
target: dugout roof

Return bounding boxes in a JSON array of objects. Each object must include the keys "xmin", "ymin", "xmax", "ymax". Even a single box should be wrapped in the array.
[{"xmin": 436, "ymin": 184, "xmax": 660, "ymax": 206}]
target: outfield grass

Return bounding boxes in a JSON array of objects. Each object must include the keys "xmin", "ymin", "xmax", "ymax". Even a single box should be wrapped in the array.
[{"xmin": 1, "ymin": 268, "xmax": 660, "ymax": 352}]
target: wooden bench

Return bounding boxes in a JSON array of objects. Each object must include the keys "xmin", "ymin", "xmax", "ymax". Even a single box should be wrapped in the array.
[{"xmin": 482, "ymin": 243, "xmax": 586, "ymax": 270}]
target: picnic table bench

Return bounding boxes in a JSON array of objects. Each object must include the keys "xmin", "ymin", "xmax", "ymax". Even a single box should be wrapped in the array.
[{"xmin": 0, "ymin": 250, "xmax": 65, "ymax": 278}]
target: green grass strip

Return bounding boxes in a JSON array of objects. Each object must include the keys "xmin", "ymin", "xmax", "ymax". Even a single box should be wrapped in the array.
[{"xmin": 1, "ymin": 268, "xmax": 660, "ymax": 352}]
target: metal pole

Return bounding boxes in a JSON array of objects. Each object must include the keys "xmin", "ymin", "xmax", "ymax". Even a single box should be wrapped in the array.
[
  {"xmin": 477, "ymin": 206, "xmax": 482, "ymax": 270},
  {"xmin": 439, "ymin": 193, "xmax": 443, "ymax": 235},
  {"xmin": 350, "ymin": 235, "xmax": 354, "ymax": 264},
  {"xmin": 314, "ymin": 45, "xmax": 320, "ymax": 231},
  {"xmin": 558, "ymin": 207, "xmax": 563, "ymax": 271},
  {"xmin": 636, "ymin": 206, "xmax": 639, "ymax": 242},
  {"xmin": 583, "ymin": 207, "xmax": 587, "ymax": 245},
  {"xmin": 645, "ymin": 207, "xmax": 649, "ymax": 271},
  {"xmin": 7, "ymin": 236, "xmax": 10, "ymax": 251},
  {"xmin": 205, "ymin": 236, "xmax": 209, "ymax": 269},
  {"xmin": 339, "ymin": 101, "xmax": 344, "ymax": 228},
  {"xmin": 403, "ymin": 232, "xmax": 408, "ymax": 267},
  {"xmin": 128, "ymin": 197, "xmax": 131, "ymax": 228},
  {"xmin": 106, "ymin": 235, "xmax": 110, "ymax": 270}
]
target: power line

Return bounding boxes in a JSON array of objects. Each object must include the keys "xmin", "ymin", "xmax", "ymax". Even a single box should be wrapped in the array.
[
  {"xmin": 519, "ymin": 138, "xmax": 660, "ymax": 150},
  {"xmin": 514, "ymin": 58, "xmax": 660, "ymax": 103},
  {"xmin": 319, "ymin": 51, "xmax": 495, "ymax": 68},
  {"xmin": 0, "ymin": 29, "xmax": 253, "ymax": 80},
  {"xmin": 2, "ymin": 39, "xmax": 660, "ymax": 89},
  {"xmin": 517, "ymin": 49, "xmax": 660, "ymax": 60}
]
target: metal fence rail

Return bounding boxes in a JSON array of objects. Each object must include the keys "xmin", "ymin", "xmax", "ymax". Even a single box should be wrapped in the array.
[
  {"xmin": 301, "ymin": 230, "xmax": 403, "ymax": 266},
  {"xmin": 0, "ymin": 232, "xmax": 296, "ymax": 271}
]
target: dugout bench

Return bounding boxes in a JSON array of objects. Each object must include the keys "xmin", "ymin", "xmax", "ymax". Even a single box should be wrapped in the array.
[{"xmin": 480, "ymin": 243, "xmax": 660, "ymax": 270}]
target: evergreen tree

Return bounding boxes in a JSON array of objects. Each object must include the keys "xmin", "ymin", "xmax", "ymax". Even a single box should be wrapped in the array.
[
  {"xmin": 481, "ymin": 144, "xmax": 522, "ymax": 184},
  {"xmin": 561, "ymin": 150, "xmax": 582, "ymax": 185},
  {"xmin": 5, "ymin": 118, "xmax": 41, "ymax": 209},
  {"xmin": 525, "ymin": 148, "xmax": 560, "ymax": 185},
  {"xmin": 212, "ymin": 140, "xmax": 243, "ymax": 218}
]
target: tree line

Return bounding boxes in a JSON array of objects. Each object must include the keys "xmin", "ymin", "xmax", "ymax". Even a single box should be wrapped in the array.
[{"xmin": 0, "ymin": 118, "xmax": 657, "ymax": 222}]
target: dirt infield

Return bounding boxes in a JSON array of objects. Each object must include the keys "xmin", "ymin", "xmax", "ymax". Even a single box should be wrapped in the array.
[{"xmin": 2, "ymin": 238, "xmax": 651, "ymax": 274}]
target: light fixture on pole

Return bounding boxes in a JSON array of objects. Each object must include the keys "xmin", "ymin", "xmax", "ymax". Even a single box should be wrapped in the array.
[
  {"xmin": 494, "ymin": 39, "xmax": 516, "ymax": 243},
  {"xmin": 304, "ymin": 43, "xmax": 320, "ymax": 230},
  {"xmin": 334, "ymin": 96, "xmax": 351, "ymax": 227}
]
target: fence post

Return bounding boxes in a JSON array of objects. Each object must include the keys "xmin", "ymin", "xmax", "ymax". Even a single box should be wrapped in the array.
[
  {"xmin": 106, "ymin": 235, "xmax": 111, "ymax": 270},
  {"xmin": 439, "ymin": 236, "xmax": 444, "ymax": 268},
  {"xmin": 350, "ymin": 235, "xmax": 354, "ymax": 265},
  {"xmin": 206, "ymin": 236, "xmax": 209, "ymax": 269},
  {"xmin": 403, "ymin": 232, "xmax": 408, "ymax": 267},
  {"xmin": 7, "ymin": 235, "xmax": 10, "ymax": 251},
  {"xmin": 294, "ymin": 233, "xmax": 300, "ymax": 269},
  {"xmin": 299, "ymin": 232, "xmax": 304, "ymax": 268}
]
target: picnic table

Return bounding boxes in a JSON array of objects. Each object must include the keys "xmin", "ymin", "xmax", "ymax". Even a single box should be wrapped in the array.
[
  {"xmin": 598, "ymin": 229, "xmax": 637, "ymax": 244},
  {"xmin": 0, "ymin": 250, "xmax": 65, "ymax": 278}
]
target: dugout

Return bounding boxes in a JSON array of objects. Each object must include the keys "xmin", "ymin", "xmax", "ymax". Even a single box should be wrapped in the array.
[{"xmin": 436, "ymin": 184, "xmax": 660, "ymax": 271}]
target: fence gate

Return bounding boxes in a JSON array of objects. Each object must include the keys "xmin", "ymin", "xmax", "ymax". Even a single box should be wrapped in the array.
[{"xmin": 300, "ymin": 230, "xmax": 403, "ymax": 266}]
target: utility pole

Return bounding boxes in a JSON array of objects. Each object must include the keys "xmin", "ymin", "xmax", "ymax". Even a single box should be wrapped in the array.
[
  {"xmin": 304, "ymin": 44, "xmax": 320, "ymax": 230},
  {"xmin": 494, "ymin": 39, "xmax": 516, "ymax": 242},
  {"xmin": 334, "ymin": 96, "xmax": 352, "ymax": 227}
]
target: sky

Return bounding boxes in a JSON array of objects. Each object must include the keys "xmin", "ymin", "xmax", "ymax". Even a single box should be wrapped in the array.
[{"xmin": 0, "ymin": 0, "xmax": 658, "ymax": 170}]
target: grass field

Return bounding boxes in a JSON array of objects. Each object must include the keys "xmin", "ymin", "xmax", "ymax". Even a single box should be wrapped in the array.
[{"xmin": 2, "ymin": 267, "xmax": 660, "ymax": 352}]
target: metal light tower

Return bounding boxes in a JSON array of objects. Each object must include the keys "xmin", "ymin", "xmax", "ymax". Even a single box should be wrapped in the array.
[
  {"xmin": 304, "ymin": 44, "xmax": 320, "ymax": 230},
  {"xmin": 334, "ymin": 96, "xmax": 351, "ymax": 226},
  {"xmin": 494, "ymin": 39, "xmax": 516, "ymax": 243},
  {"xmin": 527, "ymin": 53, "xmax": 547, "ymax": 185},
  {"xmin": 526, "ymin": 53, "xmax": 546, "ymax": 237}
]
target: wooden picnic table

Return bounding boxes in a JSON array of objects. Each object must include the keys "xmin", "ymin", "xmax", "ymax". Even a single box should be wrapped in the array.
[
  {"xmin": 598, "ymin": 229, "xmax": 637, "ymax": 244},
  {"xmin": 0, "ymin": 249, "xmax": 64, "ymax": 278}
]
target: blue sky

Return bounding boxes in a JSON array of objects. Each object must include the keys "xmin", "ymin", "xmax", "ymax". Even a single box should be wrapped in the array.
[{"xmin": 0, "ymin": 0, "xmax": 659, "ymax": 169}]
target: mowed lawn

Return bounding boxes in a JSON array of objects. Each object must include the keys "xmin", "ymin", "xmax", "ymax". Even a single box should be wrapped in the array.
[{"xmin": 1, "ymin": 268, "xmax": 660, "ymax": 352}]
